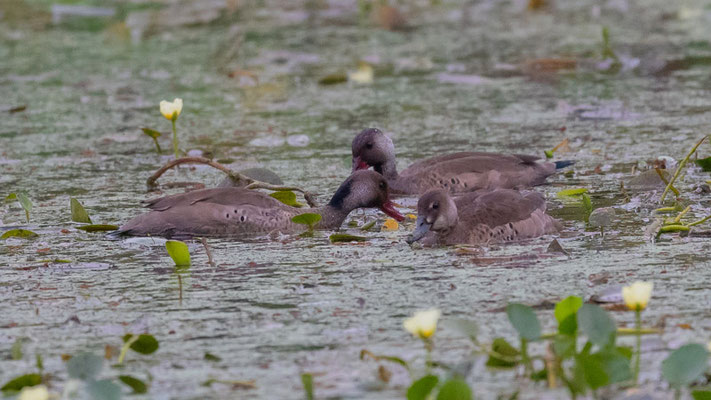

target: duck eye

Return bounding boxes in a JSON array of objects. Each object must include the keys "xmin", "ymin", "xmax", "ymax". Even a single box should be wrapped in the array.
[
  {"xmin": 379, "ymin": 181, "xmax": 386, "ymax": 189},
  {"xmin": 366, "ymin": 142, "xmax": 374, "ymax": 149},
  {"xmin": 432, "ymin": 203, "xmax": 439, "ymax": 210}
]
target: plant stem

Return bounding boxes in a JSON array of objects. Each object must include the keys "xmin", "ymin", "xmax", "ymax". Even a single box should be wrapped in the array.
[
  {"xmin": 660, "ymin": 136, "xmax": 707, "ymax": 203},
  {"xmin": 152, "ymin": 137, "xmax": 162, "ymax": 154},
  {"xmin": 521, "ymin": 338, "xmax": 531, "ymax": 374},
  {"xmin": 424, "ymin": 339, "xmax": 433, "ymax": 374},
  {"xmin": 171, "ymin": 118, "xmax": 179, "ymax": 159},
  {"xmin": 634, "ymin": 309, "xmax": 641, "ymax": 385}
]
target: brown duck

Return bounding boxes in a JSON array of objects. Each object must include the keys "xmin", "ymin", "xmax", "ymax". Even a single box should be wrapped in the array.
[
  {"xmin": 407, "ymin": 189, "xmax": 560, "ymax": 246},
  {"xmin": 118, "ymin": 170, "xmax": 404, "ymax": 239},
  {"xmin": 352, "ymin": 128, "xmax": 574, "ymax": 195}
]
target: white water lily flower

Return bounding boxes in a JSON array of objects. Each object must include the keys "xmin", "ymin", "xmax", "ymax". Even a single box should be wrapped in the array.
[
  {"xmin": 403, "ymin": 308, "xmax": 441, "ymax": 339},
  {"xmin": 622, "ymin": 281, "xmax": 653, "ymax": 311},
  {"xmin": 19, "ymin": 385, "xmax": 49, "ymax": 400},
  {"xmin": 159, "ymin": 98, "xmax": 183, "ymax": 120}
]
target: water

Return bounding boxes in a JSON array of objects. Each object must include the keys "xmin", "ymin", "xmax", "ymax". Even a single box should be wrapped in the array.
[{"xmin": 3, "ymin": 0, "xmax": 711, "ymax": 398}]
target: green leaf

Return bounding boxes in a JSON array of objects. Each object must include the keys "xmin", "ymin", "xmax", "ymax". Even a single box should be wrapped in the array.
[
  {"xmin": 359, "ymin": 349, "xmax": 409, "ymax": 368},
  {"xmin": 575, "ymin": 354, "xmax": 609, "ymax": 390},
  {"xmin": 67, "ymin": 352, "xmax": 103, "ymax": 381},
  {"xmin": 486, "ymin": 337, "xmax": 520, "ymax": 368},
  {"xmin": 10, "ymin": 338, "xmax": 23, "ymax": 360},
  {"xmin": 445, "ymin": 318, "xmax": 479, "ymax": 342},
  {"xmin": 291, "ymin": 213, "xmax": 322, "ymax": 228},
  {"xmin": 544, "ymin": 150, "xmax": 554, "ymax": 159},
  {"xmin": 70, "ymin": 198, "xmax": 92, "ymax": 223},
  {"xmin": 407, "ymin": 375, "xmax": 438, "ymax": 400},
  {"xmin": 581, "ymin": 194, "xmax": 593, "ymax": 222},
  {"xmin": 36, "ymin": 354, "xmax": 43, "ymax": 372},
  {"xmin": 119, "ymin": 375, "xmax": 148, "ymax": 394},
  {"xmin": 692, "ymin": 390, "xmax": 711, "ymax": 400},
  {"xmin": 301, "ymin": 373, "xmax": 314, "ymax": 400},
  {"xmin": 269, "ymin": 191, "xmax": 304, "ymax": 207},
  {"xmin": 553, "ymin": 335, "xmax": 576, "ymax": 359},
  {"xmin": 166, "ymin": 240, "xmax": 191, "ymax": 266},
  {"xmin": 662, "ymin": 344, "xmax": 709, "ymax": 387},
  {"xmin": 329, "ymin": 233, "xmax": 367, "ymax": 243},
  {"xmin": 360, "ymin": 220, "xmax": 376, "ymax": 231},
  {"xmin": 436, "ymin": 378, "xmax": 472, "ymax": 400},
  {"xmin": 577, "ymin": 304, "xmax": 616, "ymax": 347},
  {"xmin": 555, "ymin": 296, "xmax": 583, "ymax": 335},
  {"xmin": 87, "ymin": 379, "xmax": 121, "ymax": 400},
  {"xmin": 76, "ymin": 224, "xmax": 119, "ymax": 232},
  {"xmin": 1, "ymin": 229, "xmax": 38, "ymax": 239},
  {"xmin": 318, "ymin": 73, "xmax": 348, "ymax": 85},
  {"xmin": 122, "ymin": 334, "xmax": 159, "ymax": 355},
  {"xmin": 204, "ymin": 352, "xmax": 222, "ymax": 362},
  {"xmin": 557, "ymin": 188, "xmax": 588, "ymax": 198},
  {"xmin": 506, "ymin": 303, "xmax": 541, "ymax": 341},
  {"xmin": 594, "ymin": 349, "xmax": 632, "ymax": 384},
  {"xmin": 0, "ymin": 374, "xmax": 42, "ymax": 394},
  {"xmin": 141, "ymin": 127, "xmax": 162, "ymax": 139},
  {"xmin": 695, "ymin": 157, "xmax": 711, "ymax": 172},
  {"xmin": 16, "ymin": 193, "xmax": 32, "ymax": 222}
]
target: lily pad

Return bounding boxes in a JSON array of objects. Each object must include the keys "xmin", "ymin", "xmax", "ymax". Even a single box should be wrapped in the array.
[
  {"xmin": 1, "ymin": 229, "xmax": 38, "ymax": 239},
  {"xmin": 270, "ymin": 191, "xmax": 304, "ymax": 207},
  {"xmin": 70, "ymin": 198, "xmax": 92, "ymax": 224},
  {"xmin": 291, "ymin": 213, "xmax": 321, "ymax": 228},
  {"xmin": 0, "ymin": 374, "xmax": 42, "ymax": 394},
  {"xmin": 165, "ymin": 240, "xmax": 191, "ymax": 266},
  {"xmin": 119, "ymin": 375, "xmax": 148, "ymax": 394},
  {"xmin": 122, "ymin": 334, "xmax": 159, "ymax": 355},
  {"xmin": 557, "ymin": 188, "xmax": 588, "ymax": 198},
  {"xmin": 76, "ymin": 224, "xmax": 119, "ymax": 232},
  {"xmin": 407, "ymin": 375, "xmax": 438, "ymax": 400},
  {"xmin": 7, "ymin": 192, "xmax": 32, "ymax": 222},
  {"xmin": 329, "ymin": 233, "xmax": 367, "ymax": 243},
  {"xmin": 662, "ymin": 343, "xmax": 709, "ymax": 387}
]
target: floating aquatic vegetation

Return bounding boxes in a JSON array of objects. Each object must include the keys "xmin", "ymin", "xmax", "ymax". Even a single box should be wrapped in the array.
[
  {"xmin": 70, "ymin": 198, "xmax": 91, "ymax": 224},
  {"xmin": 329, "ymin": 233, "xmax": 367, "ymax": 243},
  {"xmin": 301, "ymin": 373, "xmax": 314, "ymax": 400},
  {"xmin": 165, "ymin": 240, "xmax": 191, "ymax": 267},
  {"xmin": 76, "ymin": 224, "xmax": 118, "ymax": 232},
  {"xmin": 292, "ymin": 213, "xmax": 322, "ymax": 236},
  {"xmin": 141, "ymin": 128, "xmax": 162, "ymax": 154},
  {"xmin": 269, "ymin": 191, "xmax": 304, "ymax": 207},
  {"xmin": 6, "ymin": 192, "xmax": 32, "ymax": 222},
  {"xmin": 159, "ymin": 98, "xmax": 183, "ymax": 159},
  {"xmin": 1, "ymin": 229, "xmax": 38, "ymax": 239}
]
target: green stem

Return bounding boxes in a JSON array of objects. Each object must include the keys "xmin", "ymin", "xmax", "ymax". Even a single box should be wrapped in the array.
[
  {"xmin": 660, "ymin": 135, "xmax": 707, "ymax": 203},
  {"xmin": 424, "ymin": 339, "xmax": 433, "ymax": 374},
  {"xmin": 152, "ymin": 137, "xmax": 162, "ymax": 154},
  {"xmin": 634, "ymin": 310, "xmax": 641, "ymax": 385},
  {"xmin": 687, "ymin": 214, "xmax": 711, "ymax": 227},
  {"xmin": 171, "ymin": 118, "xmax": 179, "ymax": 159},
  {"xmin": 521, "ymin": 338, "xmax": 531, "ymax": 374}
]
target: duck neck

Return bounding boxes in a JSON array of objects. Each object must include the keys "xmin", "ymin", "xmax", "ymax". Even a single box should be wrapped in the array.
[
  {"xmin": 312, "ymin": 204, "xmax": 351, "ymax": 229},
  {"xmin": 377, "ymin": 158, "xmax": 399, "ymax": 181}
]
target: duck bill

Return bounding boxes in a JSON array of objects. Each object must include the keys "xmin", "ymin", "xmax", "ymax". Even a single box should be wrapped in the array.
[
  {"xmin": 380, "ymin": 200, "xmax": 404, "ymax": 222},
  {"xmin": 407, "ymin": 215, "xmax": 431, "ymax": 244},
  {"xmin": 352, "ymin": 156, "xmax": 370, "ymax": 172}
]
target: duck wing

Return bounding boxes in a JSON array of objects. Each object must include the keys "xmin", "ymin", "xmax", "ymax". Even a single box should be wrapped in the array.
[
  {"xmin": 455, "ymin": 189, "xmax": 546, "ymax": 228},
  {"xmin": 144, "ymin": 188, "xmax": 286, "ymax": 211}
]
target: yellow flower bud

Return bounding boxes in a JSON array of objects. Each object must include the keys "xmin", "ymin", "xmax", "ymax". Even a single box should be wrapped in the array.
[
  {"xmin": 159, "ymin": 98, "xmax": 183, "ymax": 121},
  {"xmin": 403, "ymin": 308, "xmax": 441, "ymax": 340},
  {"xmin": 19, "ymin": 385, "xmax": 49, "ymax": 400},
  {"xmin": 622, "ymin": 281, "xmax": 653, "ymax": 311}
]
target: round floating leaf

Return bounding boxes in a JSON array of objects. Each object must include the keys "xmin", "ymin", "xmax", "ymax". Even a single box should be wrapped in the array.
[
  {"xmin": 122, "ymin": 334, "xmax": 159, "ymax": 355},
  {"xmin": 506, "ymin": 303, "xmax": 541, "ymax": 341},
  {"xmin": 165, "ymin": 240, "xmax": 190, "ymax": 266},
  {"xmin": 557, "ymin": 188, "xmax": 588, "ymax": 198},
  {"xmin": 119, "ymin": 375, "xmax": 148, "ymax": 394},
  {"xmin": 70, "ymin": 198, "xmax": 92, "ymax": 224},
  {"xmin": 555, "ymin": 296, "xmax": 583, "ymax": 335},
  {"xmin": 269, "ymin": 191, "xmax": 303, "ymax": 207},
  {"xmin": 329, "ymin": 233, "xmax": 367, "ymax": 243},
  {"xmin": 1, "ymin": 229, "xmax": 38, "ymax": 239},
  {"xmin": 662, "ymin": 344, "xmax": 709, "ymax": 387},
  {"xmin": 291, "ymin": 213, "xmax": 322, "ymax": 227},
  {"xmin": 407, "ymin": 375, "xmax": 438, "ymax": 400},
  {"xmin": 67, "ymin": 352, "xmax": 103, "ymax": 381},
  {"xmin": 87, "ymin": 379, "xmax": 121, "ymax": 400},
  {"xmin": 577, "ymin": 303, "xmax": 616, "ymax": 347},
  {"xmin": 436, "ymin": 378, "xmax": 472, "ymax": 400},
  {"xmin": 1, "ymin": 374, "xmax": 42, "ymax": 394},
  {"xmin": 76, "ymin": 224, "xmax": 119, "ymax": 232}
]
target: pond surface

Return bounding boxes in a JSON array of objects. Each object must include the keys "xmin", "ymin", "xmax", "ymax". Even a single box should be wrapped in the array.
[{"xmin": 3, "ymin": 0, "xmax": 711, "ymax": 398}]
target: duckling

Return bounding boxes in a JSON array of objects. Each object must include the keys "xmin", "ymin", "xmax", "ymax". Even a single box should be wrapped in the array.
[{"xmin": 407, "ymin": 189, "xmax": 560, "ymax": 246}]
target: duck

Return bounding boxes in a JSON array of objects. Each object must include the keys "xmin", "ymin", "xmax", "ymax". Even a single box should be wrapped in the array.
[
  {"xmin": 351, "ymin": 128, "xmax": 574, "ymax": 195},
  {"xmin": 118, "ymin": 170, "xmax": 404, "ymax": 239},
  {"xmin": 407, "ymin": 189, "xmax": 560, "ymax": 246}
]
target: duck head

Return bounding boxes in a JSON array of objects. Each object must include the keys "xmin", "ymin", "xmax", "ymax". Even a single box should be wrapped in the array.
[
  {"xmin": 328, "ymin": 170, "xmax": 404, "ymax": 221},
  {"xmin": 408, "ymin": 190, "xmax": 458, "ymax": 243},
  {"xmin": 351, "ymin": 128, "xmax": 396, "ymax": 174}
]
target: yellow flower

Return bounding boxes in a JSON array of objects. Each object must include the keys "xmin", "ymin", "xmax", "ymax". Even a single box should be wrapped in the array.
[
  {"xmin": 403, "ymin": 308, "xmax": 441, "ymax": 340},
  {"xmin": 622, "ymin": 281, "xmax": 653, "ymax": 311},
  {"xmin": 19, "ymin": 385, "xmax": 49, "ymax": 400},
  {"xmin": 406, "ymin": 213, "xmax": 417, "ymax": 220},
  {"xmin": 348, "ymin": 62, "xmax": 373, "ymax": 84},
  {"xmin": 159, "ymin": 98, "xmax": 183, "ymax": 120},
  {"xmin": 382, "ymin": 218, "xmax": 399, "ymax": 231}
]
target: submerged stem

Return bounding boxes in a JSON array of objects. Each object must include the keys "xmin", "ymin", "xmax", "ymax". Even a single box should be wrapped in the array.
[
  {"xmin": 660, "ymin": 136, "xmax": 707, "ymax": 203},
  {"xmin": 171, "ymin": 118, "xmax": 179, "ymax": 159}
]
